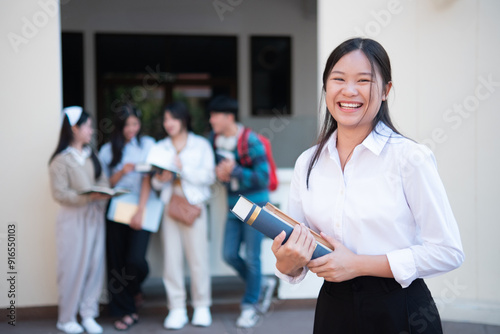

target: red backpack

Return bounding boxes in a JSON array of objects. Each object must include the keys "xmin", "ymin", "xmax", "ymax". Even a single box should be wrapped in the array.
[{"xmin": 237, "ymin": 128, "xmax": 279, "ymax": 191}]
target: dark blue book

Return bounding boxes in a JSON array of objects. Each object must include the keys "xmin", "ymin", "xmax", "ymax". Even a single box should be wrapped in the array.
[{"xmin": 231, "ymin": 195, "xmax": 333, "ymax": 259}]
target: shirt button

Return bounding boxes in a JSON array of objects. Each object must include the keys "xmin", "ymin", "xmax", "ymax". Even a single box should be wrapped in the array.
[{"xmin": 340, "ymin": 189, "xmax": 344, "ymax": 195}]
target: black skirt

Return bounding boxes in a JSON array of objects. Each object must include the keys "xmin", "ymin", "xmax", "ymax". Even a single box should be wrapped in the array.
[{"xmin": 314, "ymin": 277, "xmax": 443, "ymax": 334}]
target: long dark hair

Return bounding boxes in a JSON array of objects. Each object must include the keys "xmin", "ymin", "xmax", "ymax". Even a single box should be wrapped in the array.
[
  {"xmin": 306, "ymin": 38, "xmax": 401, "ymax": 188},
  {"xmin": 109, "ymin": 105, "xmax": 143, "ymax": 168},
  {"xmin": 163, "ymin": 101, "xmax": 192, "ymax": 134},
  {"xmin": 49, "ymin": 109, "xmax": 102, "ymax": 180}
]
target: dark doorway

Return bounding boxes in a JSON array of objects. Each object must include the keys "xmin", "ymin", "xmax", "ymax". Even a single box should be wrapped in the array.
[
  {"xmin": 61, "ymin": 32, "xmax": 84, "ymax": 108},
  {"xmin": 95, "ymin": 33, "xmax": 238, "ymax": 145}
]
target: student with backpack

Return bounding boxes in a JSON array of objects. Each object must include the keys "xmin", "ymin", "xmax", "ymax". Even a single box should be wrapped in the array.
[{"xmin": 208, "ymin": 95, "xmax": 276, "ymax": 328}]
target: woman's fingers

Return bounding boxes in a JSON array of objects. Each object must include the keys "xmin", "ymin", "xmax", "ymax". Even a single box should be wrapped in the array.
[{"xmin": 271, "ymin": 230, "xmax": 287, "ymax": 254}]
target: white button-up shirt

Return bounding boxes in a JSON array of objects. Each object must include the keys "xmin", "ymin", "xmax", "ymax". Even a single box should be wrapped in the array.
[
  {"xmin": 151, "ymin": 133, "xmax": 215, "ymax": 205},
  {"xmin": 279, "ymin": 122, "xmax": 464, "ymax": 288}
]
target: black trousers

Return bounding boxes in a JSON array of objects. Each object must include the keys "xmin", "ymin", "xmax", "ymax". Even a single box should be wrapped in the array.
[
  {"xmin": 106, "ymin": 220, "xmax": 151, "ymax": 316},
  {"xmin": 314, "ymin": 277, "xmax": 443, "ymax": 334}
]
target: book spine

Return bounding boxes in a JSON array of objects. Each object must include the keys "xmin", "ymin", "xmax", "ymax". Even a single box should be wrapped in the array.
[
  {"xmin": 242, "ymin": 206, "xmax": 330, "ymax": 260},
  {"xmin": 311, "ymin": 243, "xmax": 331, "ymax": 259}
]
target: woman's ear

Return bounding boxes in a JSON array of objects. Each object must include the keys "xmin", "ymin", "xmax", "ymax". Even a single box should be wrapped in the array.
[{"xmin": 382, "ymin": 81, "xmax": 393, "ymax": 101}]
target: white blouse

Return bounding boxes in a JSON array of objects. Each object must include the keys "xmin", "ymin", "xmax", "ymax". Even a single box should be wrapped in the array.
[
  {"xmin": 151, "ymin": 133, "xmax": 215, "ymax": 205},
  {"xmin": 279, "ymin": 122, "xmax": 464, "ymax": 288}
]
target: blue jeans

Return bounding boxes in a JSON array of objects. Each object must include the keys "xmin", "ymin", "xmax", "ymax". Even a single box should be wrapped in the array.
[{"xmin": 223, "ymin": 212, "xmax": 263, "ymax": 306}]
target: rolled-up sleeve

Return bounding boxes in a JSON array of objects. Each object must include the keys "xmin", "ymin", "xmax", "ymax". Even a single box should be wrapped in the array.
[
  {"xmin": 386, "ymin": 248, "xmax": 417, "ymax": 288},
  {"xmin": 390, "ymin": 145, "xmax": 464, "ymax": 288}
]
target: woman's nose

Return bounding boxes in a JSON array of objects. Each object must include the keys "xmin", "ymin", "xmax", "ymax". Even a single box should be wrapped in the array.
[{"xmin": 342, "ymin": 82, "xmax": 358, "ymax": 96}]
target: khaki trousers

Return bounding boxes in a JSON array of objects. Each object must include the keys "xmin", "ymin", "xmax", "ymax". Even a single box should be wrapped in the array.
[{"xmin": 161, "ymin": 196, "xmax": 211, "ymax": 310}]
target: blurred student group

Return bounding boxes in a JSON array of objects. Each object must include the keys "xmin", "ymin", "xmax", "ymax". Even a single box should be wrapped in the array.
[{"xmin": 48, "ymin": 96, "xmax": 276, "ymax": 333}]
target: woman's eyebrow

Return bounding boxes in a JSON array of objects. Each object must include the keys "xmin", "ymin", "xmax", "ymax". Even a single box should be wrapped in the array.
[{"xmin": 330, "ymin": 70, "xmax": 372, "ymax": 76}]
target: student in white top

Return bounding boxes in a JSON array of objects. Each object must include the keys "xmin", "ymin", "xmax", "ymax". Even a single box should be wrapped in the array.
[
  {"xmin": 151, "ymin": 101, "xmax": 215, "ymax": 330},
  {"xmin": 48, "ymin": 107, "xmax": 109, "ymax": 334},
  {"xmin": 98, "ymin": 105, "xmax": 155, "ymax": 331},
  {"xmin": 271, "ymin": 38, "xmax": 464, "ymax": 334}
]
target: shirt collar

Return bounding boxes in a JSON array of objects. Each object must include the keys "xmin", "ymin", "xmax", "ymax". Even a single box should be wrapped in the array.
[
  {"xmin": 161, "ymin": 132, "xmax": 193, "ymax": 151},
  {"xmin": 63, "ymin": 146, "xmax": 92, "ymax": 166},
  {"xmin": 361, "ymin": 122, "xmax": 394, "ymax": 156},
  {"xmin": 326, "ymin": 121, "xmax": 394, "ymax": 158},
  {"xmin": 128, "ymin": 136, "xmax": 139, "ymax": 147},
  {"xmin": 326, "ymin": 129, "xmax": 339, "ymax": 159}
]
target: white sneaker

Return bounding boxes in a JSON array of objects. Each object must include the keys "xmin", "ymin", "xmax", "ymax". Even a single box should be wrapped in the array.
[
  {"xmin": 258, "ymin": 277, "xmax": 277, "ymax": 313},
  {"xmin": 81, "ymin": 318, "xmax": 103, "ymax": 334},
  {"xmin": 236, "ymin": 308, "xmax": 260, "ymax": 328},
  {"xmin": 56, "ymin": 321, "xmax": 84, "ymax": 334},
  {"xmin": 192, "ymin": 307, "xmax": 212, "ymax": 327},
  {"xmin": 164, "ymin": 308, "xmax": 188, "ymax": 330}
]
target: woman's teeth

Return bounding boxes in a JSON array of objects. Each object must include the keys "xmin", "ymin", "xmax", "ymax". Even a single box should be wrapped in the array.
[{"xmin": 339, "ymin": 102, "xmax": 362, "ymax": 109}]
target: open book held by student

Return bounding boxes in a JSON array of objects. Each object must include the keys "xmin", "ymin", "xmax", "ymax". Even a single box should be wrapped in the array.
[
  {"xmin": 231, "ymin": 195, "xmax": 333, "ymax": 259},
  {"xmin": 135, "ymin": 145, "xmax": 180, "ymax": 174},
  {"xmin": 79, "ymin": 186, "xmax": 130, "ymax": 197}
]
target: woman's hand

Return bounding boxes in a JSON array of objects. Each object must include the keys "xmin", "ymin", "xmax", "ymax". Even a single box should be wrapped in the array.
[
  {"xmin": 89, "ymin": 192, "xmax": 111, "ymax": 201},
  {"xmin": 271, "ymin": 224, "xmax": 316, "ymax": 277},
  {"xmin": 215, "ymin": 159, "xmax": 235, "ymax": 183},
  {"xmin": 110, "ymin": 163, "xmax": 135, "ymax": 186},
  {"xmin": 307, "ymin": 232, "xmax": 358, "ymax": 282},
  {"xmin": 129, "ymin": 209, "xmax": 143, "ymax": 230},
  {"xmin": 122, "ymin": 163, "xmax": 135, "ymax": 174},
  {"xmin": 154, "ymin": 170, "xmax": 174, "ymax": 183}
]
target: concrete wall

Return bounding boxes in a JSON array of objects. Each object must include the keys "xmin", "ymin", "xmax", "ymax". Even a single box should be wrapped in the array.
[
  {"xmin": 318, "ymin": 0, "xmax": 500, "ymax": 325},
  {"xmin": 1, "ymin": 0, "xmax": 62, "ymax": 308}
]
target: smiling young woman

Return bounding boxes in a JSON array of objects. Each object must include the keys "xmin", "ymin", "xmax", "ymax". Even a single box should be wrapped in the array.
[{"xmin": 271, "ymin": 38, "xmax": 464, "ymax": 334}]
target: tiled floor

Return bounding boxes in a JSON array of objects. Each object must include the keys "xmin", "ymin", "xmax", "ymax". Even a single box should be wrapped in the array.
[
  {"xmin": 3, "ymin": 277, "xmax": 499, "ymax": 334},
  {"xmin": 3, "ymin": 307, "xmax": 500, "ymax": 334}
]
